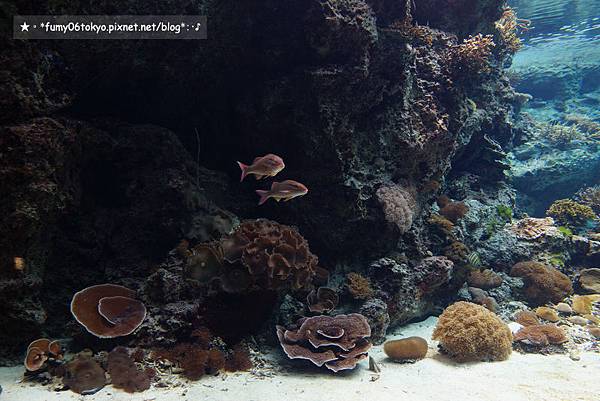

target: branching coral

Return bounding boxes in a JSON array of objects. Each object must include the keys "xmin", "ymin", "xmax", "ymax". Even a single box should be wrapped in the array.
[
  {"xmin": 346, "ymin": 272, "xmax": 374, "ymax": 300},
  {"xmin": 546, "ymin": 199, "xmax": 596, "ymax": 228},
  {"xmin": 541, "ymin": 123, "xmax": 584, "ymax": 146},
  {"xmin": 510, "ymin": 261, "xmax": 573, "ymax": 305},
  {"xmin": 495, "ymin": 6, "xmax": 530, "ymax": 56},
  {"xmin": 432, "ymin": 302, "xmax": 512, "ymax": 362},
  {"xmin": 510, "ymin": 217, "xmax": 558, "ymax": 240},
  {"xmin": 375, "ymin": 184, "xmax": 418, "ymax": 234},
  {"xmin": 276, "ymin": 314, "xmax": 372, "ymax": 372},
  {"xmin": 448, "ymin": 34, "xmax": 496, "ymax": 75}
]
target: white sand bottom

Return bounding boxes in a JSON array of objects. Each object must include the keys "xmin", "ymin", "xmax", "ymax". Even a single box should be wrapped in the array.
[{"xmin": 1, "ymin": 317, "xmax": 599, "ymax": 401}]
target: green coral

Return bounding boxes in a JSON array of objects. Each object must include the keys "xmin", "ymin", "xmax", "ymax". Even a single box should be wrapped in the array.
[
  {"xmin": 546, "ymin": 199, "xmax": 596, "ymax": 228},
  {"xmin": 496, "ymin": 205, "xmax": 513, "ymax": 222},
  {"xmin": 557, "ymin": 226, "xmax": 573, "ymax": 237}
]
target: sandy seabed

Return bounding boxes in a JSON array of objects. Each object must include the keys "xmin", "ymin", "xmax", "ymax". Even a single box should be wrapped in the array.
[{"xmin": 1, "ymin": 317, "xmax": 599, "ymax": 401}]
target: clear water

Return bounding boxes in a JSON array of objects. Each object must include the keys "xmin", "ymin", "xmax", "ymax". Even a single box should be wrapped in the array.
[{"xmin": 509, "ymin": 0, "xmax": 600, "ymax": 121}]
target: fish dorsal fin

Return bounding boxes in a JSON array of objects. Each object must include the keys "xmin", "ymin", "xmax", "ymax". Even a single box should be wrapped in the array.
[
  {"xmin": 253, "ymin": 157, "xmax": 262, "ymax": 164},
  {"xmin": 270, "ymin": 181, "xmax": 280, "ymax": 190}
]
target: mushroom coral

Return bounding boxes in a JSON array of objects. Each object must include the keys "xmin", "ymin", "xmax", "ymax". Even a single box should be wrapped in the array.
[
  {"xmin": 432, "ymin": 301, "xmax": 512, "ymax": 362},
  {"xmin": 510, "ymin": 262, "xmax": 573, "ymax": 305},
  {"xmin": 71, "ymin": 284, "xmax": 146, "ymax": 338},
  {"xmin": 62, "ymin": 356, "xmax": 106, "ymax": 395},
  {"xmin": 276, "ymin": 314, "xmax": 372, "ymax": 372}
]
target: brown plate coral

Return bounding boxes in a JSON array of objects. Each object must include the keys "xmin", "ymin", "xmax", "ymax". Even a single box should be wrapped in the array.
[
  {"xmin": 276, "ymin": 314, "xmax": 371, "ymax": 372},
  {"xmin": 71, "ymin": 284, "xmax": 146, "ymax": 338}
]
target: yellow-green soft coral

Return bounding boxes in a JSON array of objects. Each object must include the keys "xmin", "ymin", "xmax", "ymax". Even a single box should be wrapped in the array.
[{"xmin": 546, "ymin": 199, "xmax": 596, "ymax": 228}]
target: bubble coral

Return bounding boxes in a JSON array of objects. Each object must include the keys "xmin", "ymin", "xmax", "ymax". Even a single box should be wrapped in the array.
[
  {"xmin": 71, "ymin": 284, "xmax": 146, "ymax": 338},
  {"xmin": 346, "ymin": 272, "xmax": 374, "ymax": 300},
  {"xmin": 383, "ymin": 337, "xmax": 428, "ymax": 362},
  {"xmin": 510, "ymin": 261, "xmax": 573, "ymax": 305},
  {"xmin": 307, "ymin": 287, "xmax": 339, "ymax": 313},
  {"xmin": 375, "ymin": 184, "xmax": 418, "ymax": 234},
  {"xmin": 107, "ymin": 347, "xmax": 151, "ymax": 393},
  {"xmin": 432, "ymin": 301, "xmax": 512, "ymax": 362},
  {"xmin": 546, "ymin": 199, "xmax": 596, "ymax": 228},
  {"xmin": 467, "ymin": 269, "xmax": 503, "ymax": 289},
  {"xmin": 62, "ymin": 356, "xmax": 106, "ymax": 395},
  {"xmin": 513, "ymin": 325, "xmax": 568, "ymax": 346},
  {"xmin": 276, "ymin": 314, "xmax": 372, "ymax": 372}
]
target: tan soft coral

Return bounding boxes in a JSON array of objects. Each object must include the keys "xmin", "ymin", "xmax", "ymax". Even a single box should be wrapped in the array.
[
  {"xmin": 510, "ymin": 261, "xmax": 573, "ymax": 305},
  {"xmin": 432, "ymin": 301, "xmax": 512, "ymax": 362},
  {"xmin": 346, "ymin": 272, "xmax": 374, "ymax": 300}
]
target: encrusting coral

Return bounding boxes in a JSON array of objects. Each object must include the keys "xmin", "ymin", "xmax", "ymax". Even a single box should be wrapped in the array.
[
  {"xmin": 510, "ymin": 261, "xmax": 573, "ymax": 305},
  {"xmin": 439, "ymin": 201, "xmax": 469, "ymax": 224},
  {"xmin": 70, "ymin": 284, "xmax": 147, "ymax": 338},
  {"xmin": 375, "ymin": 184, "xmax": 418, "ymax": 234},
  {"xmin": 513, "ymin": 325, "xmax": 568, "ymax": 346},
  {"xmin": 534, "ymin": 307, "xmax": 560, "ymax": 322},
  {"xmin": 467, "ymin": 269, "xmax": 503, "ymax": 289},
  {"xmin": 383, "ymin": 337, "xmax": 428, "ymax": 362},
  {"xmin": 276, "ymin": 314, "xmax": 372, "ymax": 372},
  {"xmin": 346, "ymin": 272, "xmax": 374, "ymax": 300},
  {"xmin": 432, "ymin": 302, "xmax": 512, "ymax": 362},
  {"xmin": 514, "ymin": 310, "xmax": 540, "ymax": 327},
  {"xmin": 62, "ymin": 356, "xmax": 106, "ymax": 395},
  {"xmin": 107, "ymin": 347, "xmax": 151, "ymax": 393},
  {"xmin": 545, "ymin": 199, "xmax": 596, "ymax": 228}
]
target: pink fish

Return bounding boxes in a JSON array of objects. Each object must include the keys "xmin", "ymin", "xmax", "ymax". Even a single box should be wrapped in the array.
[
  {"xmin": 237, "ymin": 154, "xmax": 285, "ymax": 182},
  {"xmin": 256, "ymin": 180, "xmax": 308, "ymax": 205}
]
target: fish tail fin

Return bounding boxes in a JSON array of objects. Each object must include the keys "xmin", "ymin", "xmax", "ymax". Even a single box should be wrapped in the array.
[
  {"xmin": 256, "ymin": 190, "xmax": 270, "ymax": 205},
  {"xmin": 237, "ymin": 161, "xmax": 249, "ymax": 182}
]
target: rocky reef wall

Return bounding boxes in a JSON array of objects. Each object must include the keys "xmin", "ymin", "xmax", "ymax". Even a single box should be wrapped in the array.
[{"xmin": 0, "ymin": 0, "xmax": 531, "ymax": 363}]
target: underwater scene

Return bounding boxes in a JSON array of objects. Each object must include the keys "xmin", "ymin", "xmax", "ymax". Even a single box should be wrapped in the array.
[{"xmin": 0, "ymin": 0, "xmax": 599, "ymax": 400}]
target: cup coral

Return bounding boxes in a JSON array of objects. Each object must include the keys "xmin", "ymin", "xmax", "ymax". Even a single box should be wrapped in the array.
[
  {"xmin": 510, "ymin": 262, "xmax": 573, "ymax": 305},
  {"xmin": 276, "ymin": 314, "xmax": 372, "ymax": 372},
  {"xmin": 432, "ymin": 301, "xmax": 512, "ymax": 362},
  {"xmin": 306, "ymin": 287, "xmax": 339, "ymax": 313}
]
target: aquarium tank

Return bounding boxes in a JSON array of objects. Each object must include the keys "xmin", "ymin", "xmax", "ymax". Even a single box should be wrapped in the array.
[{"xmin": 0, "ymin": 1, "xmax": 598, "ymax": 400}]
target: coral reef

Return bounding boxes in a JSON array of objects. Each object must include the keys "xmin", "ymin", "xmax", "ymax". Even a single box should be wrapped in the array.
[
  {"xmin": 432, "ymin": 302, "xmax": 512, "ymax": 362},
  {"xmin": 71, "ymin": 284, "xmax": 146, "ymax": 338},
  {"xmin": 383, "ymin": 337, "xmax": 428, "ymax": 362},
  {"xmin": 574, "ymin": 186, "xmax": 600, "ymax": 215},
  {"xmin": 276, "ymin": 314, "xmax": 371, "ymax": 372},
  {"xmin": 346, "ymin": 272, "xmax": 374, "ymax": 300},
  {"xmin": 546, "ymin": 199, "xmax": 596, "ymax": 228},
  {"xmin": 510, "ymin": 261, "xmax": 573, "ymax": 305},
  {"xmin": 447, "ymin": 34, "xmax": 496, "ymax": 76},
  {"xmin": 375, "ymin": 184, "xmax": 418, "ymax": 234}
]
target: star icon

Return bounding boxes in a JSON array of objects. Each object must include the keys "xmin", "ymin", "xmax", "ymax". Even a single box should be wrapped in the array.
[{"xmin": 20, "ymin": 21, "xmax": 29, "ymax": 32}]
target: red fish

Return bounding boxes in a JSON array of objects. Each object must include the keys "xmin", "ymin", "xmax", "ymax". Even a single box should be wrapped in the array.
[
  {"xmin": 237, "ymin": 154, "xmax": 285, "ymax": 182},
  {"xmin": 256, "ymin": 180, "xmax": 308, "ymax": 205}
]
